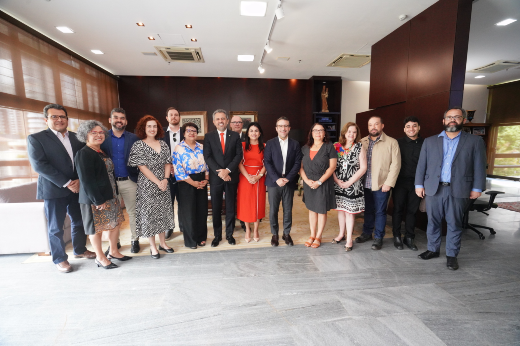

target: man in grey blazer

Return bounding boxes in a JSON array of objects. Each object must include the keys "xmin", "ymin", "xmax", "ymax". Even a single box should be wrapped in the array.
[{"xmin": 415, "ymin": 107, "xmax": 487, "ymax": 270}]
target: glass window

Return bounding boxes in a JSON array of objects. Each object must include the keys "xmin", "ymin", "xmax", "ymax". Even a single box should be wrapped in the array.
[{"xmin": 492, "ymin": 125, "xmax": 520, "ymax": 178}]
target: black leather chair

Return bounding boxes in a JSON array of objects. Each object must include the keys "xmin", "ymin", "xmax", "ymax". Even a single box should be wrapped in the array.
[{"xmin": 462, "ymin": 190, "xmax": 504, "ymax": 239}]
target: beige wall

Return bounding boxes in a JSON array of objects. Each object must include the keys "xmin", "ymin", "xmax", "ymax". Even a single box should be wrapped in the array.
[{"xmin": 461, "ymin": 84, "xmax": 489, "ymax": 123}]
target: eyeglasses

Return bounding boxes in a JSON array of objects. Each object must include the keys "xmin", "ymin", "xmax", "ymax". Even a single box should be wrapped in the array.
[
  {"xmin": 89, "ymin": 131, "xmax": 105, "ymax": 136},
  {"xmin": 48, "ymin": 115, "xmax": 68, "ymax": 120},
  {"xmin": 172, "ymin": 133, "xmax": 177, "ymax": 142},
  {"xmin": 312, "ymin": 129, "xmax": 325, "ymax": 133},
  {"xmin": 445, "ymin": 116, "xmax": 463, "ymax": 121},
  {"xmin": 230, "ymin": 121, "xmax": 243, "ymax": 124},
  {"xmin": 276, "ymin": 125, "xmax": 290, "ymax": 128},
  {"xmin": 185, "ymin": 129, "xmax": 198, "ymax": 134}
]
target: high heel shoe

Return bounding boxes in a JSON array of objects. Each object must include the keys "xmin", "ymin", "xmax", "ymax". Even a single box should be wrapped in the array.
[
  {"xmin": 107, "ymin": 254, "xmax": 132, "ymax": 261},
  {"xmin": 253, "ymin": 236, "xmax": 260, "ymax": 242},
  {"xmin": 150, "ymin": 249, "xmax": 160, "ymax": 259},
  {"xmin": 95, "ymin": 259, "xmax": 118, "ymax": 269},
  {"xmin": 331, "ymin": 236, "xmax": 345, "ymax": 244},
  {"xmin": 158, "ymin": 245, "xmax": 174, "ymax": 253},
  {"xmin": 245, "ymin": 237, "xmax": 251, "ymax": 243},
  {"xmin": 345, "ymin": 243, "xmax": 353, "ymax": 252}
]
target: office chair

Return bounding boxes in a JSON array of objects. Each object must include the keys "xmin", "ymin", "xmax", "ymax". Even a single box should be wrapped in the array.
[{"xmin": 462, "ymin": 190, "xmax": 504, "ymax": 240}]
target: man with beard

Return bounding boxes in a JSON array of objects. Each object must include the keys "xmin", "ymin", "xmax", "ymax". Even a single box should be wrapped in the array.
[
  {"xmin": 355, "ymin": 116, "xmax": 401, "ymax": 250},
  {"xmin": 415, "ymin": 107, "xmax": 486, "ymax": 270},
  {"xmin": 163, "ymin": 107, "xmax": 185, "ymax": 239},
  {"xmin": 100, "ymin": 108, "xmax": 140, "ymax": 252}
]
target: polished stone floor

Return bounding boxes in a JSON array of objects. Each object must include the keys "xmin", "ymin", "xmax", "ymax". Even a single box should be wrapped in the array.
[{"xmin": 1, "ymin": 180, "xmax": 520, "ymax": 345}]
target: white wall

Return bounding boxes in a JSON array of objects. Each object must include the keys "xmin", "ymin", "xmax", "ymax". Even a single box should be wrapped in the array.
[
  {"xmin": 341, "ymin": 80, "xmax": 370, "ymax": 125},
  {"xmin": 462, "ymin": 84, "xmax": 489, "ymax": 123}
]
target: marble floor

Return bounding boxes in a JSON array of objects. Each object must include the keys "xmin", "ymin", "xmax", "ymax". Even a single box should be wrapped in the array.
[{"xmin": 1, "ymin": 179, "xmax": 520, "ymax": 345}]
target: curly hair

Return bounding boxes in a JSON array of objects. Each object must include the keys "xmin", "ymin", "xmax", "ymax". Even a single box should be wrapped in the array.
[
  {"xmin": 306, "ymin": 123, "xmax": 329, "ymax": 147},
  {"xmin": 135, "ymin": 115, "xmax": 164, "ymax": 140},
  {"xmin": 76, "ymin": 120, "xmax": 108, "ymax": 143},
  {"xmin": 338, "ymin": 122, "xmax": 361, "ymax": 146},
  {"xmin": 181, "ymin": 122, "xmax": 199, "ymax": 134}
]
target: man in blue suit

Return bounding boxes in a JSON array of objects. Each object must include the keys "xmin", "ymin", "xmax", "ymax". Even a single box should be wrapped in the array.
[
  {"xmin": 264, "ymin": 117, "xmax": 303, "ymax": 247},
  {"xmin": 27, "ymin": 104, "xmax": 95, "ymax": 273},
  {"xmin": 415, "ymin": 107, "xmax": 487, "ymax": 270},
  {"xmin": 100, "ymin": 108, "xmax": 140, "ymax": 253}
]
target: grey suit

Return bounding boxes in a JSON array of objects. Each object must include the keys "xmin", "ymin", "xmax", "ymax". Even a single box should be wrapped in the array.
[{"xmin": 415, "ymin": 130, "xmax": 487, "ymax": 257}]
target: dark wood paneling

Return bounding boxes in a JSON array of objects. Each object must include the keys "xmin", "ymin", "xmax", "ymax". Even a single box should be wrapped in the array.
[
  {"xmin": 405, "ymin": 91, "xmax": 450, "ymax": 139},
  {"xmin": 369, "ymin": 23, "xmax": 411, "ymax": 109},
  {"xmin": 356, "ymin": 103, "xmax": 407, "ymax": 139},
  {"xmin": 450, "ymin": 0, "xmax": 473, "ymax": 102},
  {"xmin": 488, "ymin": 80, "xmax": 520, "ymax": 123}
]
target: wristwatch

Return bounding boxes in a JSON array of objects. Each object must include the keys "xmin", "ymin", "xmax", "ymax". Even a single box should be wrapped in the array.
[{"xmin": 317, "ymin": 180, "xmax": 322, "ymax": 185}]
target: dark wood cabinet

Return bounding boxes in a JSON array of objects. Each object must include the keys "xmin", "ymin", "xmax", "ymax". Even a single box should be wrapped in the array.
[{"xmin": 309, "ymin": 76, "xmax": 342, "ymax": 140}]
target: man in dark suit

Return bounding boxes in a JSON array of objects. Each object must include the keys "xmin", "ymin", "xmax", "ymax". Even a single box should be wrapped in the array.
[
  {"xmin": 230, "ymin": 115, "xmax": 247, "ymax": 142},
  {"xmin": 264, "ymin": 117, "xmax": 303, "ymax": 247},
  {"xmin": 203, "ymin": 109, "xmax": 243, "ymax": 247},
  {"xmin": 415, "ymin": 107, "xmax": 487, "ymax": 270},
  {"xmin": 100, "ymin": 107, "xmax": 140, "ymax": 253},
  {"xmin": 27, "ymin": 104, "xmax": 95, "ymax": 273},
  {"xmin": 163, "ymin": 107, "xmax": 185, "ymax": 239}
]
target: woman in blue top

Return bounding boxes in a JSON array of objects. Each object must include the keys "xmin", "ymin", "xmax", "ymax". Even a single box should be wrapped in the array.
[{"xmin": 172, "ymin": 122, "xmax": 209, "ymax": 249}]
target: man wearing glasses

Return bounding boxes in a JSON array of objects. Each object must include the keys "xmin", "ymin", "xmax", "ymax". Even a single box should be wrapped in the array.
[
  {"xmin": 27, "ymin": 104, "xmax": 95, "ymax": 273},
  {"xmin": 164, "ymin": 107, "xmax": 185, "ymax": 239},
  {"xmin": 230, "ymin": 115, "xmax": 247, "ymax": 142},
  {"xmin": 415, "ymin": 107, "xmax": 486, "ymax": 270}
]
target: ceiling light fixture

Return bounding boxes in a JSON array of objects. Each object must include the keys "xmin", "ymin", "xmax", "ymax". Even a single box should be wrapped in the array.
[
  {"xmin": 191, "ymin": 38, "xmax": 197, "ymax": 42},
  {"xmin": 91, "ymin": 50, "xmax": 104, "ymax": 54},
  {"xmin": 496, "ymin": 18, "xmax": 517, "ymax": 26},
  {"xmin": 240, "ymin": 1, "xmax": 267, "ymax": 17},
  {"xmin": 264, "ymin": 42, "xmax": 273, "ymax": 53},
  {"xmin": 275, "ymin": 0, "xmax": 284, "ymax": 19},
  {"xmin": 238, "ymin": 55, "xmax": 255, "ymax": 61},
  {"xmin": 258, "ymin": 65, "xmax": 265, "ymax": 73},
  {"xmin": 185, "ymin": 24, "xmax": 193, "ymax": 28},
  {"xmin": 148, "ymin": 36, "xmax": 155, "ymax": 40},
  {"xmin": 475, "ymin": 75, "xmax": 486, "ymax": 78},
  {"xmin": 56, "ymin": 26, "xmax": 74, "ymax": 33},
  {"xmin": 136, "ymin": 22, "xmax": 145, "ymax": 27}
]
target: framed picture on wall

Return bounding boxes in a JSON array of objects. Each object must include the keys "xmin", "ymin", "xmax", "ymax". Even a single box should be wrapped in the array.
[
  {"xmin": 473, "ymin": 127, "xmax": 485, "ymax": 136},
  {"xmin": 230, "ymin": 111, "xmax": 258, "ymax": 133},
  {"xmin": 180, "ymin": 111, "xmax": 208, "ymax": 140}
]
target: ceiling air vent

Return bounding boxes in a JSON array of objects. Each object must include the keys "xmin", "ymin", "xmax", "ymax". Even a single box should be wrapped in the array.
[
  {"xmin": 154, "ymin": 46, "xmax": 205, "ymax": 63},
  {"xmin": 141, "ymin": 52, "xmax": 157, "ymax": 56},
  {"xmin": 327, "ymin": 54, "xmax": 371, "ymax": 68},
  {"xmin": 468, "ymin": 60, "xmax": 520, "ymax": 73}
]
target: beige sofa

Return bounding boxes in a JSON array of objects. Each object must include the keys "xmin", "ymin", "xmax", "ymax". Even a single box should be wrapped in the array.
[{"xmin": 0, "ymin": 182, "xmax": 71, "ymax": 254}]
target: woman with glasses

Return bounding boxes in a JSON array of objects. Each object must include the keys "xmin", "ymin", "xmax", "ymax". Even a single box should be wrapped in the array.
[
  {"xmin": 300, "ymin": 123, "xmax": 337, "ymax": 248},
  {"xmin": 172, "ymin": 122, "xmax": 209, "ymax": 249},
  {"xmin": 75, "ymin": 120, "xmax": 129, "ymax": 269}
]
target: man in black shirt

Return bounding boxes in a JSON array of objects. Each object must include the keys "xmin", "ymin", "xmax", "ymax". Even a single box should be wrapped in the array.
[{"xmin": 392, "ymin": 116, "xmax": 424, "ymax": 251}]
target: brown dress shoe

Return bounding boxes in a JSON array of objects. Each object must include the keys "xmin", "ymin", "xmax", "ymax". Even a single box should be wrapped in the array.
[
  {"xmin": 271, "ymin": 235, "xmax": 279, "ymax": 247},
  {"xmin": 282, "ymin": 234, "xmax": 294, "ymax": 246},
  {"xmin": 56, "ymin": 261, "xmax": 73, "ymax": 273},
  {"xmin": 74, "ymin": 250, "xmax": 96, "ymax": 259}
]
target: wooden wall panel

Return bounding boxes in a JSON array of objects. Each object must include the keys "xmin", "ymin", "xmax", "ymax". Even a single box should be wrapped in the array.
[
  {"xmin": 405, "ymin": 91, "xmax": 450, "ymax": 138},
  {"xmin": 356, "ymin": 103, "xmax": 407, "ymax": 139}
]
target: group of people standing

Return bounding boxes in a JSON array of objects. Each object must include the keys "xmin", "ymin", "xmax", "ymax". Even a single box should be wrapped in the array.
[{"xmin": 27, "ymin": 103, "xmax": 486, "ymax": 273}]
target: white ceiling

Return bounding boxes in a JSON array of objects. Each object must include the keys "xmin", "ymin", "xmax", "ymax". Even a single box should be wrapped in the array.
[{"xmin": 0, "ymin": 0, "xmax": 519, "ymax": 85}]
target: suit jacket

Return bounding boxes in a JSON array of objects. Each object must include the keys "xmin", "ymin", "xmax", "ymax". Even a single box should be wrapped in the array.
[
  {"xmin": 100, "ymin": 129, "xmax": 139, "ymax": 182},
  {"xmin": 264, "ymin": 137, "xmax": 303, "ymax": 189},
  {"xmin": 415, "ymin": 131, "xmax": 487, "ymax": 198},
  {"xmin": 239, "ymin": 132, "xmax": 246, "ymax": 142},
  {"xmin": 27, "ymin": 128, "xmax": 85, "ymax": 200},
  {"xmin": 75, "ymin": 146, "xmax": 114, "ymax": 205},
  {"xmin": 203, "ymin": 130, "xmax": 243, "ymax": 184}
]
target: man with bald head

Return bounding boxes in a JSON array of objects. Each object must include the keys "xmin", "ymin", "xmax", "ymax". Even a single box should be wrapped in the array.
[{"xmin": 230, "ymin": 115, "xmax": 247, "ymax": 142}]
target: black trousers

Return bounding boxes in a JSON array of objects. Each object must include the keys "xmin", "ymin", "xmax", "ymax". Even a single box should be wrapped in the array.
[
  {"xmin": 392, "ymin": 178, "xmax": 421, "ymax": 238},
  {"xmin": 210, "ymin": 181, "xmax": 237, "ymax": 239},
  {"xmin": 169, "ymin": 177, "xmax": 184, "ymax": 231},
  {"xmin": 268, "ymin": 185, "xmax": 295, "ymax": 235},
  {"xmin": 178, "ymin": 173, "xmax": 208, "ymax": 248}
]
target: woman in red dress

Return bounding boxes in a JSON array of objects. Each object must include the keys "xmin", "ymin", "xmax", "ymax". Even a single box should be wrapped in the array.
[{"xmin": 237, "ymin": 122, "xmax": 266, "ymax": 243}]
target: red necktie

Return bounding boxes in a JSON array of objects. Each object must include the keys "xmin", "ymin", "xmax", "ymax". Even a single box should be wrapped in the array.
[{"xmin": 220, "ymin": 132, "xmax": 225, "ymax": 154}]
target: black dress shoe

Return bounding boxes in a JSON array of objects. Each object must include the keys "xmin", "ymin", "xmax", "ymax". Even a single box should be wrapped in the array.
[
  {"xmin": 355, "ymin": 233, "xmax": 373, "ymax": 243},
  {"xmin": 282, "ymin": 234, "xmax": 294, "ymax": 246},
  {"xmin": 107, "ymin": 254, "xmax": 132, "ymax": 261},
  {"xmin": 393, "ymin": 236, "xmax": 403, "ymax": 250},
  {"xmin": 271, "ymin": 235, "xmax": 279, "ymax": 247},
  {"xmin": 131, "ymin": 240, "xmax": 140, "ymax": 253},
  {"xmin": 158, "ymin": 245, "xmax": 174, "ymax": 253},
  {"xmin": 150, "ymin": 249, "xmax": 160, "ymax": 259},
  {"xmin": 403, "ymin": 237, "xmax": 418, "ymax": 251},
  {"xmin": 211, "ymin": 237, "xmax": 221, "ymax": 247},
  {"xmin": 227, "ymin": 236, "xmax": 236, "ymax": 245},
  {"xmin": 371, "ymin": 238, "xmax": 383, "ymax": 250},
  {"xmin": 447, "ymin": 256, "xmax": 459, "ymax": 270},
  {"xmin": 95, "ymin": 259, "xmax": 118, "ymax": 269},
  {"xmin": 418, "ymin": 250, "xmax": 440, "ymax": 260},
  {"xmin": 165, "ymin": 229, "xmax": 173, "ymax": 240}
]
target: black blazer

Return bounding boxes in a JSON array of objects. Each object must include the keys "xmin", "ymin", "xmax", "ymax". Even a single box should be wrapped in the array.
[
  {"xmin": 203, "ymin": 130, "xmax": 243, "ymax": 184},
  {"xmin": 100, "ymin": 129, "xmax": 140, "ymax": 183},
  {"xmin": 264, "ymin": 137, "xmax": 303, "ymax": 189},
  {"xmin": 27, "ymin": 129, "xmax": 85, "ymax": 200},
  {"xmin": 75, "ymin": 146, "xmax": 114, "ymax": 205}
]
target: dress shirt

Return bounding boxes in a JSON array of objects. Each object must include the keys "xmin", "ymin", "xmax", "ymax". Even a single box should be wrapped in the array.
[
  {"xmin": 166, "ymin": 125, "xmax": 181, "ymax": 156},
  {"xmin": 172, "ymin": 140, "xmax": 208, "ymax": 181},
  {"xmin": 111, "ymin": 131, "xmax": 129, "ymax": 178},
  {"xmin": 279, "ymin": 137, "xmax": 289, "ymax": 175},
  {"xmin": 50, "ymin": 128, "xmax": 73, "ymax": 187},
  {"xmin": 364, "ymin": 134, "xmax": 381, "ymax": 189},
  {"xmin": 397, "ymin": 136, "xmax": 424, "ymax": 179}
]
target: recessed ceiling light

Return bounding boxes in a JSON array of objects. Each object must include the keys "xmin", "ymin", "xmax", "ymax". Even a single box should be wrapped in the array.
[
  {"xmin": 148, "ymin": 36, "xmax": 155, "ymax": 40},
  {"xmin": 238, "ymin": 55, "xmax": 254, "ymax": 61},
  {"xmin": 56, "ymin": 26, "xmax": 74, "ymax": 33},
  {"xmin": 240, "ymin": 1, "xmax": 267, "ymax": 17},
  {"xmin": 191, "ymin": 38, "xmax": 197, "ymax": 42},
  {"xmin": 496, "ymin": 18, "xmax": 517, "ymax": 26},
  {"xmin": 185, "ymin": 24, "xmax": 193, "ymax": 28},
  {"xmin": 475, "ymin": 75, "xmax": 486, "ymax": 78},
  {"xmin": 136, "ymin": 22, "xmax": 145, "ymax": 27},
  {"xmin": 91, "ymin": 50, "xmax": 104, "ymax": 54}
]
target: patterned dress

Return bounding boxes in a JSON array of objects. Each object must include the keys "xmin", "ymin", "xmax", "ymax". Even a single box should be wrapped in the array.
[
  {"xmin": 128, "ymin": 140, "xmax": 175, "ymax": 237},
  {"xmin": 334, "ymin": 142, "xmax": 365, "ymax": 214}
]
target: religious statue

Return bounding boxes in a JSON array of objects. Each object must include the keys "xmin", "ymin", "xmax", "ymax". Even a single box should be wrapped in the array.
[{"xmin": 321, "ymin": 85, "xmax": 329, "ymax": 112}]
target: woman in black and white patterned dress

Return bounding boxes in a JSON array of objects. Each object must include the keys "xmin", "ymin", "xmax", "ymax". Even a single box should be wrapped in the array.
[
  {"xmin": 128, "ymin": 115, "xmax": 175, "ymax": 259},
  {"xmin": 332, "ymin": 122, "xmax": 367, "ymax": 251}
]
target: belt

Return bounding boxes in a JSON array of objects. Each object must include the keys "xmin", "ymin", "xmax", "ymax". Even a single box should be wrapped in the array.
[
  {"xmin": 439, "ymin": 182, "xmax": 450, "ymax": 186},
  {"xmin": 115, "ymin": 176, "xmax": 129, "ymax": 181}
]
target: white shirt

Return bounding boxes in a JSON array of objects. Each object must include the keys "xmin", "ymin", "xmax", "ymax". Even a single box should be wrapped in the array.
[
  {"xmin": 166, "ymin": 125, "xmax": 181, "ymax": 156},
  {"xmin": 50, "ymin": 128, "xmax": 73, "ymax": 187},
  {"xmin": 279, "ymin": 136, "xmax": 289, "ymax": 175}
]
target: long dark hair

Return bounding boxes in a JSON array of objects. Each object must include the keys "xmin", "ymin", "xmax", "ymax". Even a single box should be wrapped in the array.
[
  {"xmin": 306, "ymin": 123, "xmax": 329, "ymax": 147},
  {"xmin": 245, "ymin": 122, "xmax": 264, "ymax": 153}
]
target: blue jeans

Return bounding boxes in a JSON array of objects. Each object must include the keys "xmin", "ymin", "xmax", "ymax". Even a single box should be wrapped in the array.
[
  {"xmin": 362, "ymin": 188, "xmax": 390, "ymax": 239},
  {"xmin": 44, "ymin": 194, "xmax": 87, "ymax": 264}
]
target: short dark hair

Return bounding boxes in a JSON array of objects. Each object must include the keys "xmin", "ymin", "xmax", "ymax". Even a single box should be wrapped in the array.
[
  {"xmin": 111, "ymin": 108, "xmax": 126, "ymax": 117},
  {"xmin": 181, "ymin": 122, "xmax": 199, "ymax": 134},
  {"xmin": 43, "ymin": 104, "xmax": 67, "ymax": 118},
  {"xmin": 276, "ymin": 116, "xmax": 290, "ymax": 126},
  {"xmin": 135, "ymin": 115, "xmax": 164, "ymax": 140},
  {"xmin": 403, "ymin": 116, "xmax": 420, "ymax": 126},
  {"xmin": 368, "ymin": 115, "xmax": 383, "ymax": 124},
  {"xmin": 166, "ymin": 107, "xmax": 178, "ymax": 116},
  {"xmin": 443, "ymin": 107, "xmax": 467, "ymax": 119},
  {"xmin": 306, "ymin": 123, "xmax": 330, "ymax": 147},
  {"xmin": 244, "ymin": 122, "xmax": 265, "ymax": 153}
]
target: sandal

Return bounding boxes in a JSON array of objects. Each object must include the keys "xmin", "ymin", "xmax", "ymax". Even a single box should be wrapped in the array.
[
  {"xmin": 311, "ymin": 238, "xmax": 322, "ymax": 248},
  {"xmin": 304, "ymin": 237, "xmax": 315, "ymax": 247}
]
